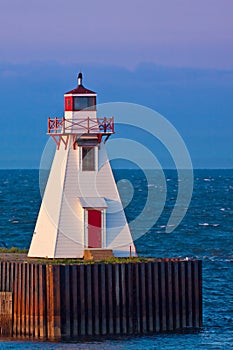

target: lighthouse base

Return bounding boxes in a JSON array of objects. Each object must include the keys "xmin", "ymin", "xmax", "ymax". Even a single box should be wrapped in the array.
[
  {"xmin": 0, "ymin": 257, "xmax": 202, "ymax": 340},
  {"xmin": 83, "ymin": 249, "xmax": 114, "ymax": 260}
]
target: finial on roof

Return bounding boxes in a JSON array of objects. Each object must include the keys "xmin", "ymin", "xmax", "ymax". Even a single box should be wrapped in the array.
[{"xmin": 78, "ymin": 72, "xmax": 83, "ymax": 86}]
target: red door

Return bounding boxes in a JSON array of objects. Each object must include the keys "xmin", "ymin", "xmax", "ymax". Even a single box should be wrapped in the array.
[{"xmin": 88, "ymin": 210, "xmax": 102, "ymax": 248}]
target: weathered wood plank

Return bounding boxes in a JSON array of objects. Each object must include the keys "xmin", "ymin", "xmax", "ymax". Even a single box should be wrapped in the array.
[
  {"xmin": 86, "ymin": 265, "xmax": 93, "ymax": 336},
  {"xmin": 38, "ymin": 264, "xmax": 46, "ymax": 338},
  {"xmin": 21, "ymin": 263, "xmax": 26, "ymax": 336},
  {"xmin": 146, "ymin": 262, "xmax": 153, "ymax": 332},
  {"xmin": 25, "ymin": 263, "xmax": 30, "ymax": 336},
  {"xmin": 198, "ymin": 261, "xmax": 203, "ymax": 327},
  {"xmin": 0, "ymin": 291, "xmax": 13, "ymax": 336},
  {"xmin": 180, "ymin": 261, "xmax": 187, "ymax": 328},
  {"xmin": 100, "ymin": 264, "xmax": 107, "ymax": 335},
  {"xmin": 2, "ymin": 262, "xmax": 6, "ymax": 291},
  {"xmin": 46, "ymin": 265, "xmax": 51, "ymax": 339},
  {"xmin": 160, "ymin": 261, "xmax": 167, "ymax": 331},
  {"xmin": 13, "ymin": 263, "xmax": 18, "ymax": 336},
  {"xmin": 64, "ymin": 265, "xmax": 71, "ymax": 337},
  {"xmin": 106, "ymin": 263, "xmax": 114, "ymax": 334},
  {"xmin": 79, "ymin": 265, "xmax": 86, "ymax": 336},
  {"xmin": 0, "ymin": 262, "xmax": 2, "ymax": 291},
  {"xmin": 126, "ymin": 263, "xmax": 133, "ymax": 334},
  {"xmin": 17, "ymin": 263, "xmax": 22, "ymax": 335},
  {"xmin": 92, "ymin": 264, "xmax": 99, "ymax": 335},
  {"xmin": 114, "ymin": 264, "xmax": 121, "ymax": 334},
  {"xmin": 6, "ymin": 262, "xmax": 10, "ymax": 291},
  {"xmin": 139, "ymin": 263, "xmax": 147, "ymax": 333},
  {"xmin": 173, "ymin": 262, "xmax": 180, "ymax": 330},
  {"xmin": 187, "ymin": 261, "xmax": 193, "ymax": 327},
  {"xmin": 53, "ymin": 265, "xmax": 61, "ymax": 339},
  {"xmin": 29, "ymin": 263, "xmax": 34, "ymax": 337},
  {"xmin": 34, "ymin": 264, "xmax": 39, "ymax": 338},
  {"xmin": 120, "ymin": 263, "xmax": 127, "ymax": 334},
  {"xmin": 133, "ymin": 262, "xmax": 140, "ymax": 333},
  {"xmin": 153, "ymin": 262, "xmax": 160, "ymax": 332},
  {"xmin": 166, "ymin": 261, "xmax": 173, "ymax": 331},
  {"xmin": 71, "ymin": 265, "xmax": 78, "ymax": 337}
]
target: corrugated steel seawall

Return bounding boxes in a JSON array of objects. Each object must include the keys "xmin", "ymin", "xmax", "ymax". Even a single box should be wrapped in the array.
[{"xmin": 0, "ymin": 259, "xmax": 202, "ymax": 340}]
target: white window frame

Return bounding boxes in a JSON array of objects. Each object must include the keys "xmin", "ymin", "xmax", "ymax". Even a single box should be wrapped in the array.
[{"xmin": 79, "ymin": 146, "xmax": 98, "ymax": 172}]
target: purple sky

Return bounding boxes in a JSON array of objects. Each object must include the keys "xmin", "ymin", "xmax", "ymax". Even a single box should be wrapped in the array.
[
  {"xmin": 1, "ymin": 0, "xmax": 233, "ymax": 69},
  {"xmin": 0, "ymin": 1, "xmax": 232, "ymax": 168}
]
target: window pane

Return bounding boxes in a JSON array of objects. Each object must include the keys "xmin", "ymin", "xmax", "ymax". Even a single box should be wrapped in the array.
[
  {"xmin": 74, "ymin": 97, "xmax": 96, "ymax": 111},
  {"xmin": 82, "ymin": 147, "xmax": 95, "ymax": 171}
]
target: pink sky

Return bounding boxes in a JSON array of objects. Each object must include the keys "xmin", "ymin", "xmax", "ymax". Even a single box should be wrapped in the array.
[{"xmin": 0, "ymin": 0, "xmax": 232, "ymax": 69}]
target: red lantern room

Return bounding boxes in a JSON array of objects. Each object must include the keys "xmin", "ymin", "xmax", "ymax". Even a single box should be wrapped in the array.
[
  {"xmin": 64, "ymin": 73, "xmax": 96, "ymax": 112},
  {"xmin": 47, "ymin": 73, "xmax": 114, "ymax": 149}
]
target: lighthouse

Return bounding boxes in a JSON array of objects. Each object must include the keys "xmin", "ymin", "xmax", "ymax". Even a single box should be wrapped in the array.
[{"xmin": 28, "ymin": 74, "xmax": 136, "ymax": 258}]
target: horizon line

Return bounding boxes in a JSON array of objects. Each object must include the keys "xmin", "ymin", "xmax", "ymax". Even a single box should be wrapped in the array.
[{"xmin": 0, "ymin": 168, "xmax": 233, "ymax": 171}]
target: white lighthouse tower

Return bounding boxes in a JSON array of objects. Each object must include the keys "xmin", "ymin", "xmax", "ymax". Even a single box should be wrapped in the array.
[{"xmin": 28, "ymin": 74, "xmax": 136, "ymax": 259}]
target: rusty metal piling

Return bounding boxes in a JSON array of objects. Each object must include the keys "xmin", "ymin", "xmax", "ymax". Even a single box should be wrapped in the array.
[{"xmin": 0, "ymin": 259, "xmax": 202, "ymax": 339}]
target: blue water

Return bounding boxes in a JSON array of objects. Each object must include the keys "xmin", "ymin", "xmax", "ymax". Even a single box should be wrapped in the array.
[{"xmin": 0, "ymin": 169, "xmax": 233, "ymax": 349}]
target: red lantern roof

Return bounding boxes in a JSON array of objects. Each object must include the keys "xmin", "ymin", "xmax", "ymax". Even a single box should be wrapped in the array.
[{"xmin": 65, "ymin": 73, "xmax": 96, "ymax": 95}]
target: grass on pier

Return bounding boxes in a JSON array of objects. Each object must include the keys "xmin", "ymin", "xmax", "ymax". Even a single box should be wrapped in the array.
[
  {"xmin": 0, "ymin": 247, "xmax": 28, "ymax": 254},
  {"xmin": 0, "ymin": 247, "xmax": 155, "ymax": 264},
  {"xmin": 0, "ymin": 247, "xmax": 187, "ymax": 264}
]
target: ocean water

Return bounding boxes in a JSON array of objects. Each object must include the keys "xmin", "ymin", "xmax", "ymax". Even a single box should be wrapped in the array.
[{"xmin": 0, "ymin": 169, "xmax": 233, "ymax": 349}]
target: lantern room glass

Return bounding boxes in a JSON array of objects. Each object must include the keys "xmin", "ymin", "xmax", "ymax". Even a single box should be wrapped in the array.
[{"xmin": 73, "ymin": 97, "xmax": 96, "ymax": 111}]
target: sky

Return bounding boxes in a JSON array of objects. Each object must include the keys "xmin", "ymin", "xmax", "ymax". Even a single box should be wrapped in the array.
[{"xmin": 0, "ymin": 0, "xmax": 232, "ymax": 168}]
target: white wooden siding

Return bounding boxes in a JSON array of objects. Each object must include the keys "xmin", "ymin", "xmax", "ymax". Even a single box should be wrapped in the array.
[
  {"xmin": 28, "ymin": 140, "xmax": 136, "ymax": 258},
  {"xmin": 54, "ymin": 143, "xmax": 84, "ymax": 258},
  {"xmin": 28, "ymin": 146, "xmax": 69, "ymax": 258}
]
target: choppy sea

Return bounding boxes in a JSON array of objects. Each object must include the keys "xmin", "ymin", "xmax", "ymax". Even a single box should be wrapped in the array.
[{"xmin": 0, "ymin": 169, "xmax": 233, "ymax": 349}]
